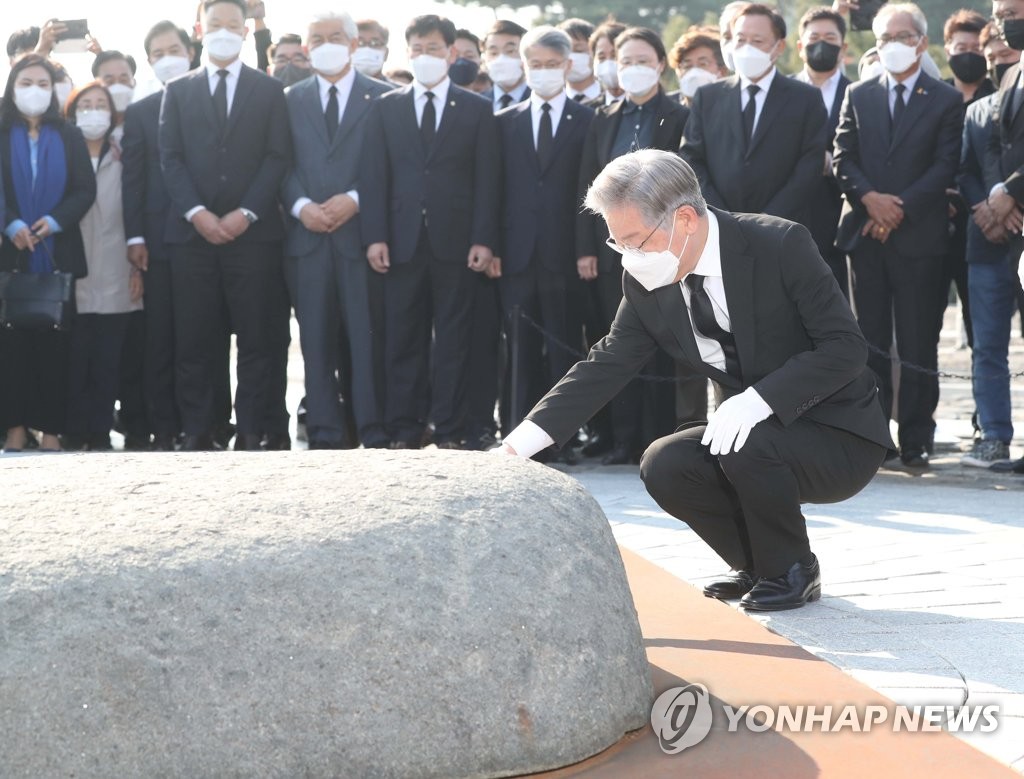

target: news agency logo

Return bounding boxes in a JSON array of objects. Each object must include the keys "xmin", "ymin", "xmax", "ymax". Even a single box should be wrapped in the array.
[{"xmin": 651, "ymin": 683, "xmax": 1000, "ymax": 755}]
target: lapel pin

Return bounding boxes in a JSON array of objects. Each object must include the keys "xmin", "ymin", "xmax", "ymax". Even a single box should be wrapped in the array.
[
  {"xmin": 450, "ymin": 100, "xmax": 456, "ymax": 107},
  {"xmin": 659, "ymin": 118, "xmax": 665, "ymax": 126},
  {"xmin": 566, "ymin": 113, "xmax": 572, "ymax": 120},
  {"xmin": 916, "ymin": 87, "xmax": 926, "ymax": 95},
  {"xmin": 364, "ymin": 94, "xmax": 370, "ymax": 100}
]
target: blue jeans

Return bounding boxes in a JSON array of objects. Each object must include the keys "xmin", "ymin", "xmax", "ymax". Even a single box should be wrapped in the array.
[{"xmin": 968, "ymin": 258, "xmax": 1018, "ymax": 442}]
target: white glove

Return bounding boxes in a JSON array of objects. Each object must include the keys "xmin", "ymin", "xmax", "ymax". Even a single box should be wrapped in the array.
[{"xmin": 701, "ymin": 387, "xmax": 773, "ymax": 456}]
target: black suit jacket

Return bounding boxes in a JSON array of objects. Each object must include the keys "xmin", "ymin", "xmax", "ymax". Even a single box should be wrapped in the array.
[
  {"xmin": 526, "ymin": 208, "xmax": 894, "ymax": 452},
  {"xmin": 833, "ymin": 71, "xmax": 963, "ymax": 256},
  {"xmin": 158, "ymin": 64, "xmax": 292, "ymax": 245},
  {"xmin": 360, "ymin": 83, "xmax": 500, "ymax": 265},
  {"xmin": 985, "ymin": 63, "xmax": 1024, "ymax": 200},
  {"xmin": 679, "ymin": 73, "xmax": 828, "ymax": 224},
  {"xmin": 575, "ymin": 90, "xmax": 690, "ymax": 272},
  {"xmin": 497, "ymin": 98, "xmax": 594, "ymax": 275},
  {"xmin": 121, "ymin": 91, "xmax": 170, "ymax": 259},
  {"xmin": 0, "ymin": 122, "xmax": 95, "ymax": 278}
]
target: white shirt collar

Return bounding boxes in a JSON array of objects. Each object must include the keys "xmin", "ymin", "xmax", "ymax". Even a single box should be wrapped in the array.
[
  {"xmin": 567, "ymin": 81, "xmax": 601, "ymax": 101},
  {"xmin": 530, "ymin": 89, "xmax": 567, "ymax": 114},
  {"xmin": 887, "ymin": 66, "xmax": 922, "ymax": 95},
  {"xmin": 497, "ymin": 81, "xmax": 529, "ymax": 102},
  {"xmin": 740, "ymin": 65, "xmax": 777, "ymax": 93},
  {"xmin": 414, "ymin": 76, "xmax": 451, "ymax": 102},
  {"xmin": 205, "ymin": 58, "xmax": 243, "ymax": 80},
  {"xmin": 316, "ymin": 69, "xmax": 355, "ymax": 100},
  {"xmin": 684, "ymin": 210, "xmax": 723, "ymax": 282}
]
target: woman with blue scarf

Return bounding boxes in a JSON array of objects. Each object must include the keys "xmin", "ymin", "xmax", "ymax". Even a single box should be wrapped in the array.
[{"xmin": 0, "ymin": 54, "xmax": 97, "ymax": 453}]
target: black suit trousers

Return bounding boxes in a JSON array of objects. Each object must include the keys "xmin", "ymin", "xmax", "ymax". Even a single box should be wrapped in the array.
[
  {"xmin": 170, "ymin": 241, "xmax": 282, "ymax": 436},
  {"xmin": 68, "ymin": 313, "xmax": 130, "ymax": 435},
  {"xmin": 141, "ymin": 257, "xmax": 180, "ymax": 436},
  {"xmin": 384, "ymin": 230, "xmax": 476, "ymax": 445},
  {"xmin": 850, "ymin": 240, "xmax": 944, "ymax": 452},
  {"xmin": 640, "ymin": 417, "xmax": 885, "ymax": 578}
]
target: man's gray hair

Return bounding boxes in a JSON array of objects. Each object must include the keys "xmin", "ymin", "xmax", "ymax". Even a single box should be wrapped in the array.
[
  {"xmin": 520, "ymin": 25, "xmax": 573, "ymax": 60},
  {"xmin": 311, "ymin": 11, "xmax": 358, "ymax": 42},
  {"xmin": 872, "ymin": 2, "xmax": 928, "ymax": 39},
  {"xmin": 584, "ymin": 149, "xmax": 707, "ymax": 225}
]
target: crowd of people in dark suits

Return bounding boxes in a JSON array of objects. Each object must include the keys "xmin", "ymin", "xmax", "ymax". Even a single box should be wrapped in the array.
[{"xmin": 0, "ymin": 0, "xmax": 1022, "ymax": 474}]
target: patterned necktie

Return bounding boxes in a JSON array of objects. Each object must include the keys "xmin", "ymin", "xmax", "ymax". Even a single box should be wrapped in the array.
[
  {"xmin": 325, "ymin": 85, "xmax": 339, "ymax": 143},
  {"xmin": 421, "ymin": 91, "xmax": 436, "ymax": 149},
  {"xmin": 684, "ymin": 273, "xmax": 740, "ymax": 377}
]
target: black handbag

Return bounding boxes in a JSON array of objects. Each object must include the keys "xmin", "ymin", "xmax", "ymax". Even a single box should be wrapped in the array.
[{"xmin": 0, "ymin": 239, "xmax": 74, "ymax": 331}]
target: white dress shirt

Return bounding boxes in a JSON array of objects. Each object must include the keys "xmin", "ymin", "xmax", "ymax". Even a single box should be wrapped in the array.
[
  {"xmin": 567, "ymin": 80, "xmax": 601, "ymax": 102},
  {"xmin": 503, "ymin": 211, "xmax": 734, "ymax": 458},
  {"xmin": 290, "ymin": 71, "xmax": 360, "ymax": 218},
  {"xmin": 492, "ymin": 81, "xmax": 529, "ymax": 113},
  {"xmin": 797, "ymin": 67, "xmax": 841, "ymax": 113},
  {"xmin": 886, "ymin": 67, "xmax": 921, "ymax": 117},
  {"xmin": 604, "ymin": 91, "xmax": 624, "ymax": 107},
  {"xmin": 739, "ymin": 66, "xmax": 776, "ymax": 135},
  {"xmin": 413, "ymin": 75, "xmax": 451, "ymax": 130},
  {"xmin": 530, "ymin": 90, "xmax": 567, "ymax": 148}
]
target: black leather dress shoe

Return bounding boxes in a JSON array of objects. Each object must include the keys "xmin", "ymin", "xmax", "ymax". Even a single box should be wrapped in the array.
[
  {"xmin": 389, "ymin": 440, "xmax": 415, "ymax": 450},
  {"xmin": 991, "ymin": 457, "xmax": 1024, "ymax": 474},
  {"xmin": 900, "ymin": 449, "xmax": 929, "ymax": 468},
  {"xmin": 602, "ymin": 444, "xmax": 638, "ymax": 465},
  {"xmin": 263, "ymin": 433, "xmax": 291, "ymax": 451},
  {"xmin": 233, "ymin": 433, "xmax": 264, "ymax": 451},
  {"xmin": 435, "ymin": 440, "xmax": 462, "ymax": 450},
  {"xmin": 703, "ymin": 570, "xmax": 758, "ymax": 600},
  {"xmin": 581, "ymin": 436, "xmax": 613, "ymax": 458},
  {"xmin": 181, "ymin": 434, "xmax": 216, "ymax": 452},
  {"xmin": 151, "ymin": 434, "xmax": 177, "ymax": 452},
  {"xmin": 308, "ymin": 440, "xmax": 343, "ymax": 450},
  {"xmin": 740, "ymin": 555, "xmax": 821, "ymax": 612},
  {"xmin": 549, "ymin": 447, "xmax": 579, "ymax": 465}
]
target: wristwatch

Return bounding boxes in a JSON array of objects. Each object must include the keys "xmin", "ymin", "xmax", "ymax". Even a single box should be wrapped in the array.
[{"xmin": 240, "ymin": 208, "xmax": 259, "ymax": 224}]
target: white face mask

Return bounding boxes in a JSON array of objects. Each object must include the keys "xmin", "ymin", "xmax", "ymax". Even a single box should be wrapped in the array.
[
  {"xmin": 860, "ymin": 61, "xmax": 885, "ymax": 81},
  {"xmin": 721, "ymin": 40, "xmax": 736, "ymax": 72},
  {"xmin": 617, "ymin": 215, "xmax": 691, "ymax": 292},
  {"xmin": 618, "ymin": 65, "xmax": 661, "ymax": 96},
  {"xmin": 76, "ymin": 109, "xmax": 112, "ymax": 140},
  {"xmin": 595, "ymin": 59, "xmax": 619, "ymax": 90},
  {"xmin": 14, "ymin": 85, "xmax": 53, "ymax": 118},
  {"xmin": 568, "ymin": 52, "xmax": 592, "ymax": 82},
  {"xmin": 152, "ymin": 55, "xmax": 191, "ymax": 84},
  {"xmin": 488, "ymin": 54, "xmax": 524, "ymax": 89},
  {"xmin": 411, "ymin": 54, "xmax": 448, "ymax": 87},
  {"xmin": 352, "ymin": 47, "xmax": 386, "ymax": 75},
  {"xmin": 679, "ymin": 67, "xmax": 718, "ymax": 98},
  {"xmin": 731, "ymin": 43, "xmax": 775, "ymax": 81},
  {"xmin": 526, "ymin": 67, "xmax": 565, "ymax": 99},
  {"xmin": 310, "ymin": 42, "xmax": 350, "ymax": 76},
  {"xmin": 204, "ymin": 28, "xmax": 245, "ymax": 62},
  {"xmin": 106, "ymin": 83, "xmax": 134, "ymax": 113},
  {"xmin": 55, "ymin": 82, "xmax": 73, "ymax": 109},
  {"xmin": 878, "ymin": 41, "xmax": 920, "ymax": 75}
]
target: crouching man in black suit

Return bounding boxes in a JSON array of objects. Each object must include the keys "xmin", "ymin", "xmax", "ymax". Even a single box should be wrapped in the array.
[{"xmin": 499, "ymin": 150, "xmax": 894, "ymax": 612}]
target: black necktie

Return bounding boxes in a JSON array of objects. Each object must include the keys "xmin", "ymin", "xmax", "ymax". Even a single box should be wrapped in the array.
[
  {"xmin": 537, "ymin": 102, "xmax": 553, "ymax": 168},
  {"xmin": 421, "ymin": 91, "xmax": 436, "ymax": 149},
  {"xmin": 685, "ymin": 273, "xmax": 740, "ymax": 378},
  {"xmin": 892, "ymin": 82, "xmax": 907, "ymax": 129},
  {"xmin": 573, "ymin": 93, "xmax": 585, "ymax": 102},
  {"xmin": 742, "ymin": 84, "xmax": 760, "ymax": 143},
  {"xmin": 214, "ymin": 69, "xmax": 229, "ymax": 128},
  {"xmin": 499, "ymin": 93, "xmax": 513, "ymax": 110},
  {"xmin": 325, "ymin": 85, "xmax": 339, "ymax": 143}
]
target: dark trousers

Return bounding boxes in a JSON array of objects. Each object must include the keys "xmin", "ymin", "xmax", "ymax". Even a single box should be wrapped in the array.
[
  {"xmin": 498, "ymin": 262, "xmax": 575, "ymax": 431},
  {"xmin": 142, "ymin": 257, "xmax": 180, "ymax": 436},
  {"xmin": 170, "ymin": 241, "xmax": 282, "ymax": 436},
  {"xmin": 0, "ymin": 326, "xmax": 70, "ymax": 434},
  {"xmin": 640, "ymin": 418, "xmax": 885, "ymax": 579},
  {"xmin": 264, "ymin": 256, "xmax": 291, "ymax": 436},
  {"xmin": 383, "ymin": 232, "xmax": 475, "ymax": 445},
  {"xmin": 464, "ymin": 273, "xmax": 502, "ymax": 441},
  {"xmin": 67, "ymin": 312, "xmax": 130, "ymax": 435},
  {"xmin": 850, "ymin": 242, "xmax": 944, "ymax": 453},
  {"xmin": 117, "ymin": 310, "xmax": 148, "ymax": 437},
  {"xmin": 940, "ymin": 210, "xmax": 972, "ymax": 348}
]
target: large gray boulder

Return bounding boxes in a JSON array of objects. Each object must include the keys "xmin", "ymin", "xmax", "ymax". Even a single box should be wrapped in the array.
[{"xmin": 0, "ymin": 450, "xmax": 652, "ymax": 778}]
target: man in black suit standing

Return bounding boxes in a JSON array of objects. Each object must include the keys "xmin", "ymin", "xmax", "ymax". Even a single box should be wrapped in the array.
[
  {"xmin": 833, "ymin": 2, "xmax": 963, "ymax": 468},
  {"xmin": 500, "ymin": 150, "xmax": 893, "ymax": 612},
  {"xmin": 495, "ymin": 26, "xmax": 594, "ymax": 432},
  {"xmin": 680, "ymin": 3, "xmax": 828, "ymax": 226},
  {"xmin": 159, "ymin": 0, "xmax": 292, "ymax": 451},
  {"xmin": 282, "ymin": 11, "xmax": 391, "ymax": 450},
  {"xmin": 794, "ymin": 6, "xmax": 851, "ymax": 298},
  {"xmin": 361, "ymin": 14, "xmax": 499, "ymax": 450}
]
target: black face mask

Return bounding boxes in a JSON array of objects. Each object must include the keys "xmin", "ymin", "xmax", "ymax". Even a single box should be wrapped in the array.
[
  {"xmin": 805, "ymin": 40, "xmax": 841, "ymax": 73},
  {"xmin": 994, "ymin": 61, "xmax": 1016, "ymax": 85},
  {"xmin": 1001, "ymin": 18, "xmax": 1024, "ymax": 51},
  {"xmin": 272, "ymin": 63, "xmax": 312, "ymax": 87},
  {"xmin": 949, "ymin": 51, "xmax": 987, "ymax": 84},
  {"xmin": 449, "ymin": 58, "xmax": 480, "ymax": 87}
]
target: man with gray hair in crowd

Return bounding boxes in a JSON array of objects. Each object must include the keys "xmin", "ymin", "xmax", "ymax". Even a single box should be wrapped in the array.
[{"xmin": 499, "ymin": 149, "xmax": 893, "ymax": 612}]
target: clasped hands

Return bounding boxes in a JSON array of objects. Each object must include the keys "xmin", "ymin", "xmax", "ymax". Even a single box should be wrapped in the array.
[
  {"xmin": 860, "ymin": 191, "xmax": 904, "ymax": 244},
  {"xmin": 192, "ymin": 208, "xmax": 253, "ymax": 246},
  {"xmin": 978, "ymin": 188, "xmax": 1024, "ymax": 244},
  {"xmin": 10, "ymin": 218, "xmax": 55, "ymax": 251},
  {"xmin": 299, "ymin": 194, "xmax": 359, "ymax": 235},
  {"xmin": 701, "ymin": 387, "xmax": 774, "ymax": 456}
]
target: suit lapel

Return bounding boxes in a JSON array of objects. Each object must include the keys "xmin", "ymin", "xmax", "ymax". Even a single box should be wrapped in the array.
[
  {"xmin": 599, "ymin": 99, "xmax": 625, "ymax": 164},
  {"xmin": 427, "ymin": 88, "xmax": 461, "ymax": 161},
  {"xmin": 713, "ymin": 208, "xmax": 755, "ymax": 384},
  {"xmin": 541, "ymin": 100, "xmax": 581, "ymax": 174},
  {"xmin": 397, "ymin": 86, "xmax": 425, "ymax": 162},
  {"xmin": 866, "ymin": 77, "xmax": 893, "ymax": 152},
  {"xmin": 654, "ymin": 283, "xmax": 708, "ymax": 377},
  {"xmin": 650, "ymin": 92, "xmax": 677, "ymax": 149},
  {"xmin": 830, "ymin": 74, "xmax": 850, "ymax": 129},
  {"xmin": 193, "ymin": 70, "xmax": 219, "ymax": 134},
  {"xmin": 224, "ymin": 65, "xmax": 258, "ymax": 139},
  {"xmin": 515, "ymin": 103, "xmax": 540, "ymax": 174},
  {"xmin": 747, "ymin": 76, "xmax": 787, "ymax": 158},
  {"xmin": 302, "ymin": 78, "xmax": 330, "ymax": 148},
  {"xmin": 334, "ymin": 73, "xmax": 374, "ymax": 149},
  {"xmin": 888, "ymin": 73, "xmax": 932, "ymax": 154}
]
